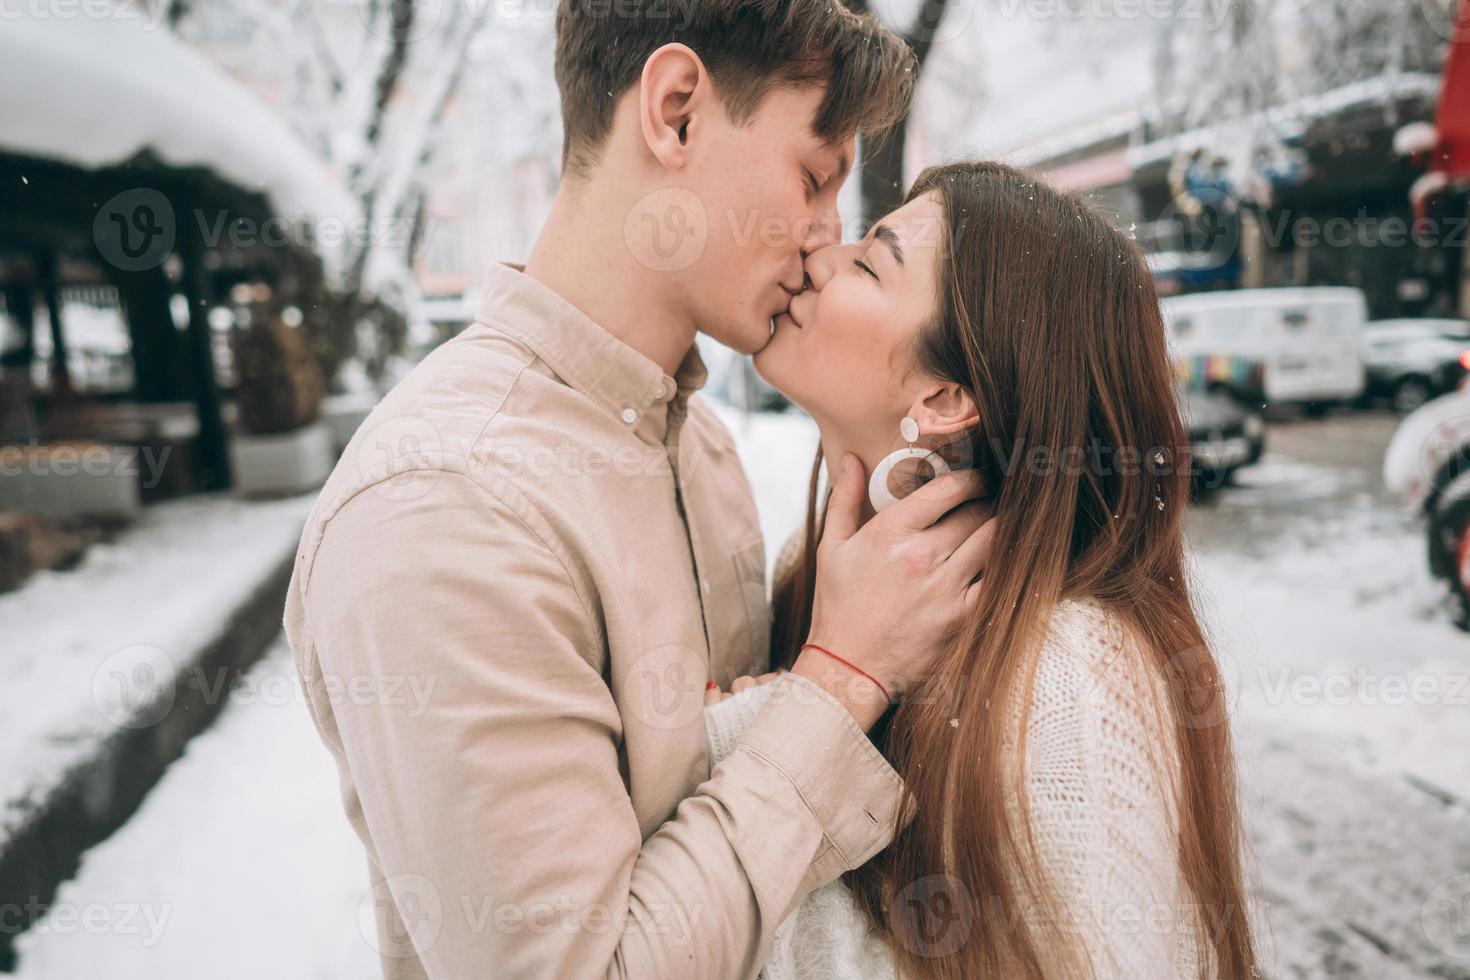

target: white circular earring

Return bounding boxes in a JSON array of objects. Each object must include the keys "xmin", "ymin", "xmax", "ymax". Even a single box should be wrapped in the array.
[{"xmin": 868, "ymin": 416, "xmax": 950, "ymax": 512}]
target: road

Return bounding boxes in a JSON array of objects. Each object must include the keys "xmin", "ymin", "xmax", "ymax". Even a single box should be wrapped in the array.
[
  {"xmin": 1187, "ymin": 409, "xmax": 1470, "ymax": 978},
  {"xmin": 5, "ymin": 406, "xmax": 1469, "ymax": 979}
]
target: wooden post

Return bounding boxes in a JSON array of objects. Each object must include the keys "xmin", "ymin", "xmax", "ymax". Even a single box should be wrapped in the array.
[
  {"xmin": 0, "ymin": 280, "xmax": 39, "ymax": 443},
  {"xmin": 0, "ymin": 280, "xmax": 35, "ymax": 371},
  {"xmin": 177, "ymin": 195, "xmax": 231, "ymax": 492},
  {"xmin": 114, "ymin": 266, "xmax": 189, "ymax": 402},
  {"xmin": 36, "ymin": 251, "xmax": 72, "ymax": 403}
]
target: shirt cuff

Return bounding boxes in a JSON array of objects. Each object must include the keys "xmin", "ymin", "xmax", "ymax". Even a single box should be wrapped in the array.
[{"xmin": 734, "ymin": 672, "xmax": 909, "ymax": 886}]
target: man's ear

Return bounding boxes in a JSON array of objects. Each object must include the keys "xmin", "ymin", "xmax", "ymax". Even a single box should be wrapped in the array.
[
  {"xmin": 637, "ymin": 43, "xmax": 706, "ymax": 171},
  {"xmin": 909, "ymin": 383, "xmax": 980, "ymax": 437}
]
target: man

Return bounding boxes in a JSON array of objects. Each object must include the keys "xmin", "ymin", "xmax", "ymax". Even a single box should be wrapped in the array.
[{"xmin": 283, "ymin": 3, "xmax": 990, "ymax": 977}]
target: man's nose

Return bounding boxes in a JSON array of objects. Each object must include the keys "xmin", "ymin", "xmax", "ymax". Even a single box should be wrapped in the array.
[{"xmin": 799, "ymin": 202, "xmax": 843, "ymax": 253}]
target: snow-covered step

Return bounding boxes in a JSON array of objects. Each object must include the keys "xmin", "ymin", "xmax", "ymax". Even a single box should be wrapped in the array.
[
  {"xmin": 0, "ymin": 491, "xmax": 315, "ymax": 969},
  {"xmin": 0, "ymin": 638, "xmax": 376, "ymax": 979}
]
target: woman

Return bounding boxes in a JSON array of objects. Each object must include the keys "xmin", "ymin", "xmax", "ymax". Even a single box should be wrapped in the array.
[{"xmin": 704, "ymin": 160, "xmax": 1257, "ymax": 979}]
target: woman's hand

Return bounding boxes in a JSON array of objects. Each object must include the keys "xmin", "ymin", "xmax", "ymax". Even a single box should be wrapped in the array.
[{"xmin": 704, "ymin": 671, "xmax": 783, "ymax": 706}]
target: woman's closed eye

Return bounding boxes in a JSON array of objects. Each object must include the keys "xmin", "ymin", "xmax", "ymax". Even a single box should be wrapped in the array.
[{"xmin": 853, "ymin": 256, "xmax": 881, "ymax": 283}]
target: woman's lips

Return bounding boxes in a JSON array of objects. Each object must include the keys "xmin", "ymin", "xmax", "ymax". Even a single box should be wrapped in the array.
[{"xmin": 781, "ymin": 300, "xmax": 807, "ymax": 330}]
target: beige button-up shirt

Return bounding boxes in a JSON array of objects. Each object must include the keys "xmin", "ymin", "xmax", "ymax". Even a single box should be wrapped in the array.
[{"xmin": 283, "ymin": 261, "xmax": 905, "ymax": 980}]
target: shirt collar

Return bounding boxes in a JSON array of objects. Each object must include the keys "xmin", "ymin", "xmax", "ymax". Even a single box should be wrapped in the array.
[{"xmin": 472, "ymin": 261, "xmax": 707, "ymax": 441}]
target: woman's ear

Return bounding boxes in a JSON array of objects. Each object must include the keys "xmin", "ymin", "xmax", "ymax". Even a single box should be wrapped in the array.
[
  {"xmin": 909, "ymin": 383, "xmax": 979, "ymax": 437},
  {"xmin": 637, "ymin": 43, "xmax": 705, "ymax": 171}
]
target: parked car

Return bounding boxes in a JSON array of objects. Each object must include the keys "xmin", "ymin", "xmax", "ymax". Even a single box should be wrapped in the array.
[
  {"xmin": 1383, "ymin": 379, "xmax": 1470, "ymax": 630},
  {"xmin": 1361, "ymin": 319, "xmax": 1470, "ymax": 413},
  {"xmin": 1162, "ymin": 287, "xmax": 1367, "ymax": 414},
  {"xmin": 1179, "ymin": 385, "xmax": 1265, "ymax": 487}
]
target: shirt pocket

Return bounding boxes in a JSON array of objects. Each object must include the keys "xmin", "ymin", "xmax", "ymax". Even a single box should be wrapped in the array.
[{"xmin": 731, "ymin": 536, "xmax": 772, "ymax": 672}]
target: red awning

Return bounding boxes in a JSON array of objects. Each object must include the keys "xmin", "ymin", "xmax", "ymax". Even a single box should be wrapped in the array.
[{"xmin": 1435, "ymin": 0, "xmax": 1470, "ymax": 180}]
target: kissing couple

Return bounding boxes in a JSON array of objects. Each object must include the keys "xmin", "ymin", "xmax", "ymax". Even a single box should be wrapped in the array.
[{"xmin": 284, "ymin": 2, "xmax": 1257, "ymax": 978}]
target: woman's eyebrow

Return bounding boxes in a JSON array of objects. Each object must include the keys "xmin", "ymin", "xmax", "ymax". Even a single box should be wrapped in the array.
[{"xmin": 873, "ymin": 223, "xmax": 905, "ymax": 268}]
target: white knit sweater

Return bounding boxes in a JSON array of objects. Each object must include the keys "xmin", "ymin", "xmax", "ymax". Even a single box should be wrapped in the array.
[{"xmin": 704, "ymin": 597, "xmax": 1207, "ymax": 980}]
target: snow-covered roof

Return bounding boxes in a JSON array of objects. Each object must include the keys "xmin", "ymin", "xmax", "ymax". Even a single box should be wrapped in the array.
[
  {"xmin": 1128, "ymin": 74, "xmax": 1444, "ymax": 170},
  {"xmin": 0, "ymin": 11, "xmax": 358, "ymax": 230}
]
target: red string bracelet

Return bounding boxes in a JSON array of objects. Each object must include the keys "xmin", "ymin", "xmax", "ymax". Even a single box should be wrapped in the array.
[{"xmin": 800, "ymin": 643, "xmax": 893, "ymax": 703}]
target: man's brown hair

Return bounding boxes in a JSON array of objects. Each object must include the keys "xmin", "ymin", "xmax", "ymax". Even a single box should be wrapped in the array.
[{"xmin": 554, "ymin": 0, "xmax": 917, "ymax": 177}]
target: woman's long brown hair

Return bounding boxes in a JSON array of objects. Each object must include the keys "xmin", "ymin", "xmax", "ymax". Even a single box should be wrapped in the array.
[{"xmin": 770, "ymin": 160, "xmax": 1256, "ymax": 978}]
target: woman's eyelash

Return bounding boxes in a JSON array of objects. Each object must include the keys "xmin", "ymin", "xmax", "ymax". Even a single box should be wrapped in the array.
[
  {"xmin": 804, "ymin": 168, "xmax": 821, "ymax": 195},
  {"xmin": 853, "ymin": 258, "xmax": 880, "ymax": 282}
]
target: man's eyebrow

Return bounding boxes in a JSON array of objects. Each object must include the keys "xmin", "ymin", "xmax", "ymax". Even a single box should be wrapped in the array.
[
  {"xmin": 832, "ymin": 151, "xmax": 851, "ymax": 183},
  {"xmin": 873, "ymin": 223, "xmax": 905, "ymax": 267}
]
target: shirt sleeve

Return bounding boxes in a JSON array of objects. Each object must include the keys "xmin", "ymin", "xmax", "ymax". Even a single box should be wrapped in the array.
[
  {"xmin": 704, "ymin": 681, "xmax": 781, "ymax": 770},
  {"xmin": 299, "ymin": 469, "xmax": 907, "ymax": 980}
]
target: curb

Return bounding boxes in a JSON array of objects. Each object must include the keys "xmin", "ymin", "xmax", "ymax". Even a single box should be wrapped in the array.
[{"xmin": 0, "ymin": 542, "xmax": 297, "ymax": 970}]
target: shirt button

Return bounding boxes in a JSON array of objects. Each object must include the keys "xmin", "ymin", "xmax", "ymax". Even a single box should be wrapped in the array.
[{"xmin": 621, "ymin": 408, "xmax": 637, "ymax": 425}]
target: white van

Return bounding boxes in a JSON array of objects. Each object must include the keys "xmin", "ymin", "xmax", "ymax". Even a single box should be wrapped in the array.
[{"xmin": 1160, "ymin": 287, "xmax": 1368, "ymax": 408}]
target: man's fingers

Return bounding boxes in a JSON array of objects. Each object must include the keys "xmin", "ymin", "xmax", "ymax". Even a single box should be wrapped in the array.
[
  {"xmin": 920, "ymin": 500, "xmax": 992, "ymax": 557},
  {"xmin": 883, "ymin": 468, "xmax": 987, "ymax": 531},
  {"xmin": 822, "ymin": 454, "xmax": 866, "ymax": 545},
  {"xmin": 945, "ymin": 517, "xmax": 997, "ymax": 585}
]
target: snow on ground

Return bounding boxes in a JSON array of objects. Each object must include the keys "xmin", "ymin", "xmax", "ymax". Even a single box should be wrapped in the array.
[
  {"xmin": 4, "ymin": 638, "xmax": 377, "ymax": 980},
  {"xmin": 6, "ymin": 402, "xmax": 1470, "ymax": 977},
  {"xmin": 0, "ymin": 490, "xmax": 316, "ymax": 837}
]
